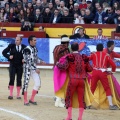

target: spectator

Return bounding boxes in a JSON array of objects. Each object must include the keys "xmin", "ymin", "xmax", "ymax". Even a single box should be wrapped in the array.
[
  {"xmin": 93, "ymin": 28, "xmax": 108, "ymax": 39},
  {"xmin": 80, "ymin": 8, "xmax": 86, "ymax": 17},
  {"xmin": 22, "ymin": 0, "xmax": 28, "ymax": 8},
  {"xmin": 115, "ymin": 8, "xmax": 120, "ymax": 24},
  {"xmin": 79, "ymin": 0, "xmax": 87, "ymax": 10},
  {"xmin": 116, "ymin": 24, "xmax": 120, "ymax": 33},
  {"xmin": 73, "ymin": 13, "xmax": 84, "ymax": 24},
  {"xmin": 102, "ymin": 2, "xmax": 109, "ymax": 12},
  {"xmin": 34, "ymin": 8, "xmax": 43, "ymax": 23},
  {"xmin": 104, "ymin": 7, "xmax": 115, "ymax": 24},
  {"xmin": 41, "ymin": 0, "xmax": 49, "ymax": 8},
  {"xmin": 5, "ymin": 2, "xmax": 10, "ymax": 13},
  {"xmin": 70, "ymin": 27, "xmax": 90, "ymax": 39},
  {"xmin": 10, "ymin": 0, "xmax": 17, "ymax": 7},
  {"xmin": 16, "ymin": 2, "xmax": 23, "ymax": 13},
  {"xmin": 0, "ymin": 0, "xmax": 7, "ymax": 7},
  {"xmin": 54, "ymin": 0, "xmax": 60, "ymax": 8},
  {"xmin": 112, "ymin": 1, "xmax": 120, "ymax": 13},
  {"xmin": 72, "ymin": 3, "xmax": 80, "ymax": 15},
  {"xmin": 43, "ymin": 7, "xmax": 51, "ymax": 23},
  {"xmin": 58, "ymin": 1, "xmax": 68, "ymax": 15},
  {"xmin": 39, "ymin": 26, "xmax": 49, "ymax": 38},
  {"xmin": 0, "ymin": 7, "xmax": 6, "ymax": 22},
  {"xmin": 67, "ymin": 0, "xmax": 74, "ymax": 12},
  {"xmin": 32, "ymin": 0, "xmax": 36, "ymax": 6},
  {"xmin": 17, "ymin": 9, "xmax": 25, "ymax": 23},
  {"xmin": 21, "ymin": 19, "xmax": 34, "ymax": 31},
  {"xmin": 48, "ymin": 2, "xmax": 55, "ymax": 13},
  {"xmin": 92, "ymin": 0, "xmax": 104, "ymax": 7},
  {"xmin": 5, "ymin": 7, "xmax": 18, "ymax": 22},
  {"xmin": 61, "ymin": 9, "xmax": 73, "ymax": 23},
  {"xmin": 84, "ymin": 9, "xmax": 94, "ymax": 23},
  {"xmin": 24, "ymin": 8, "xmax": 34, "ymax": 22},
  {"xmin": 86, "ymin": 0, "xmax": 94, "ymax": 13},
  {"xmin": 34, "ymin": 0, "xmax": 44, "ymax": 14},
  {"xmin": 26, "ymin": 2, "xmax": 34, "ymax": 13},
  {"xmin": 49, "ymin": 8, "xmax": 61, "ymax": 23},
  {"xmin": 91, "ymin": 6, "xmax": 106, "ymax": 24},
  {"xmin": 94, "ymin": 2, "xmax": 101, "ymax": 13}
]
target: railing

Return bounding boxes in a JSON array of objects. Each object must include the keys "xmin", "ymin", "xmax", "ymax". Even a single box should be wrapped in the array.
[
  {"xmin": 111, "ymin": 31, "xmax": 120, "ymax": 39},
  {"xmin": 0, "ymin": 23, "xmax": 117, "ymax": 38}
]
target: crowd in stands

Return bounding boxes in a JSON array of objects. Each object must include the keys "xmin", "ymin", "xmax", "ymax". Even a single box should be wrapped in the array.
[{"xmin": 0, "ymin": 0, "xmax": 120, "ymax": 24}]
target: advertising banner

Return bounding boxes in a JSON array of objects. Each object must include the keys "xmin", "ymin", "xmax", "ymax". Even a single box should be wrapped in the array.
[{"xmin": 0, "ymin": 38, "xmax": 120, "ymax": 67}]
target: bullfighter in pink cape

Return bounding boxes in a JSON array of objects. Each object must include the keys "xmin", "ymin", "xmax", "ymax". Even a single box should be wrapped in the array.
[{"xmin": 53, "ymin": 35, "xmax": 70, "ymax": 107}]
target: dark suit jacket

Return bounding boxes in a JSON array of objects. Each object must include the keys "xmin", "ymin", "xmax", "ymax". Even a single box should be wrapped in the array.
[
  {"xmin": 2, "ymin": 44, "xmax": 26, "ymax": 66},
  {"xmin": 70, "ymin": 33, "xmax": 90, "ymax": 39},
  {"xmin": 34, "ymin": 14, "xmax": 43, "ymax": 23},
  {"xmin": 84, "ymin": 13, "xmax": 94, "ymax": 24},
  {"xmin": 94, "ymin": 12, "xmax": 106, "ymax": 24},
  {"xmin": 43, "ymin": 12, "xmax": 52, "ymax": 23},
  {"xmin": 104, "ymin": 12, "xmax": 115, "ymax": 24},
  {"xmin": 61, "ymin": 14, "xmax": 73, "ymax": 23},
  {"xmin": 49, "ymin": 14, "xmax": 62, "ymax": 23}
]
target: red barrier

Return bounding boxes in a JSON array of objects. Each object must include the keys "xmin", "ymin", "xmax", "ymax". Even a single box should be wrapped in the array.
[
  {"xmin": 0, "ymin": 31, "xmax": 46, "ymax": 38},
  {"xmin": 0, "ymin": 23, "xmax": 117, "ymax": 28}
]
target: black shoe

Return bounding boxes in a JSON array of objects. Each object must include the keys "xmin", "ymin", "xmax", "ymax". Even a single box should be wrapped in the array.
[
  {"xmin": 109, "ymin": 105, "xmax": 119, "ymax": 110},
  {"xmin": 29, "ymin": 100, "xmax": 37, "ymax": 105},
  {"xmin": 17, "ymin": 96, "xmax": 21, "ymax": 99},
  {"xmin": 8, "ymin": 96, "xmax": 13, "ymax": 100},
  {"xmin": 24, "ymin": 103, "xmax": 30, "ymax": 106}
]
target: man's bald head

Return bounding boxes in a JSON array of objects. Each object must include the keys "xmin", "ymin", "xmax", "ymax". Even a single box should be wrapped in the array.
[{"xmin": 15, "ymin": 36, "xmax": 22, "ymax": 46}]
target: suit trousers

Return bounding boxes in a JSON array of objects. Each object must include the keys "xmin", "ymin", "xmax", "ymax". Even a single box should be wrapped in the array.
[{"xmin": 9, "ymin": 63, "xmax": 23, "ymax": 87}]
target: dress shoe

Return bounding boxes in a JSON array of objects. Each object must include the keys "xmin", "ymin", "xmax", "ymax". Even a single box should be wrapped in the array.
[
  {"xmin": 24, "ymin": 103, "xmax": 30, "ymax": 106},
  {"xmin": 17, "ymin": 96, "xmax": 21, "ymax": 99},
  {"xmin": 8, "ymin": 96, "xmax": 13, "ymax": 100},
  {"xmin": 29, "ymin": 100, "xmax": 37, "ymax": 105},
  {"xmin": 109, "ymin": 105, "xmax": 119, "ymax": 110}
]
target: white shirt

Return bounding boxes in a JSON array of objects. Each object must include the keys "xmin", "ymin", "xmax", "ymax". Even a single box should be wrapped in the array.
[
  {"xmin": 16, "ymin": 45, "xmax": 21, "ymax": 52},
  {"xmin": 53, "ymin": 16, "xmax": 57, "ymax": 23},
  {"xmin": 74, "ymin": 17, "xmax": 84, "ymax": 24}
]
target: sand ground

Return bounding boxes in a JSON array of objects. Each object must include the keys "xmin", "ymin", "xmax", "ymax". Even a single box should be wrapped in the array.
[{"xmin": 0, "ymin": 69, "xmax": 120, "ymax": 120}]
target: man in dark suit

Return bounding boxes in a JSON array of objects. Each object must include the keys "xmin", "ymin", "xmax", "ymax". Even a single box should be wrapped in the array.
[
  {"xmin": 49, "ymin": 8, "xmax": 61, "ymax": 23},
  {"xmin": 104, "ymin": 7, "xmax": 115, "ymax": 24},
  {"xmin": 2, "ymin": 36, "xmax": 26, "ymax": 100},
  {"xmin": 70, "ymin": 28, "xmax": 90, "ymax": 39},
  {"xmin": 34, "ymin": 8, "xmax": 43, "ymax": 23}
]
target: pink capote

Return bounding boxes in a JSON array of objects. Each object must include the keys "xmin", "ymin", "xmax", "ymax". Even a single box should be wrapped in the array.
[
  {"xmin": 112, "ymin": 75, "xmax": 120, "ymax": 98},
  {"xmin": 53, "ymin": 56, "xmax": 67, "ymax": 92}
]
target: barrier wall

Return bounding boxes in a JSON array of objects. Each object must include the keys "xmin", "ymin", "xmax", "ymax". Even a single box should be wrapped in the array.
[
  {"xmin": 0, "ymin": 38, "xmax": 120, "ymax": 67},
  {"xmin": 0, "ymin": 23, "xmax": 117, "ymax": 38}
]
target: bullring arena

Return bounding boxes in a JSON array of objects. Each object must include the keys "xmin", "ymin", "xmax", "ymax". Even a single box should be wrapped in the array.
[{"xmin": 0, "ymin": 68, "xmax": 119, "ymax": 120}]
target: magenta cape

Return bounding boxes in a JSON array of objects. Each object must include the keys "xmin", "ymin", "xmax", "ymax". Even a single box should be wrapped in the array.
[
  {"xmin": 53, "ymin": 57, "xmax": 67, "ymax": 92},
  {"xmin": 112, "ymin": 75, "xmax": 120, "ymax": 98}
]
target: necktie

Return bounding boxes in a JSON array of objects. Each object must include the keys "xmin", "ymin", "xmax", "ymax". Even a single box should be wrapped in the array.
[{"xmin": 18, "ymin": 46, "xmax": 19, "ymax": 52}]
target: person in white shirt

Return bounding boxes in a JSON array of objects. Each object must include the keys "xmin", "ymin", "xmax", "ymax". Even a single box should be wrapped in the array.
[
  {"xmin": 2, "ymin": 36, "xmax": 26, "ymax": 100},
  {"xmin": 74, "ymin": 13, "xmax": 84, "ymax": 24},
  {"xmin": 93, "ymin": 28, "xmax": 108, "ymax": 39}
]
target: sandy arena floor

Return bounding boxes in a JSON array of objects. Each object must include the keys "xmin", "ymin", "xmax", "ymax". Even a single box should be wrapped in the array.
[{"xmin": 0, "ymin": 71, "xmax": 120, "ymax": 120}]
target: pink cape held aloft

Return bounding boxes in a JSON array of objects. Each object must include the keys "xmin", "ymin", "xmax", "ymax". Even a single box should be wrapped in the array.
[{"xmin": 53, "ymin": 56, "xmax": 67, "ymax": 92}]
